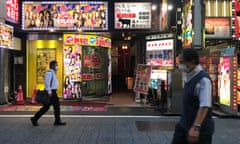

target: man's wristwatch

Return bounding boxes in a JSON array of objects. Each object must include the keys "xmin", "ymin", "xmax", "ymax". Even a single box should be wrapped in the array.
[{"xmin": 192, "ymin": 124, "xmax": 201, "ymax": 131}]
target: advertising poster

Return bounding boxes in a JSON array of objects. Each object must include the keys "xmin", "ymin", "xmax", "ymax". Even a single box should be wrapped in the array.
[
  {"xmin": 182, "ymin": 0, "xmax": 193, "ymax": 48},
  {"xmin": 0, "ymin": 23, "xmax": 13, "ymax": 49},
  {"xmin": 114, "ymin": 2, "xmax": 151, "ymax": 29},
  {"xmin": 63, "ymin": 45, "xmax": 82, "ymax": 100},
  {"xmin": 6, "ymin": 0, "xmax": 19, "ymax": 23},
  {"xmin": 22, "ymin": 1, "xmax": 108, "ymax": 31},
  {"xmin": 134, "ymin": 64, "xmax": 152, "ymax": 94},
  {"xmin": 218, "ymin": 57, "xmax": 231, "ymax": 106},
  {"xmin": 36, "ymin": 48, "xmax": 56, "ymax": 83},
  {"xmin": 235, "ymin": 0, "xmax": 240, "ymax": 39},
  {"xmin": 205, "ymin": 17, "xmax": 231, "ymax": 39},
  {"xmin": 146, "ymin": 39, "xmax": 174, "ymax": 69}
]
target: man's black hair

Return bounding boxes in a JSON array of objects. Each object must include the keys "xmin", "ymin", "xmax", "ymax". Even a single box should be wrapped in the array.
[
  {"xmin": 49, "ymin": 60, "xmax": 57, "ymax": 69},
  {"xmin": 181, "ymin": 48, "xmax": 199, "ymax": 65}
]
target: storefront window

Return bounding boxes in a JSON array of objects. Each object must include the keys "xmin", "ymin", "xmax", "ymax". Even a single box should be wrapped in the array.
[{"xmin": 81, "ymin": 46, "xmax": 108, "ymax": 97}]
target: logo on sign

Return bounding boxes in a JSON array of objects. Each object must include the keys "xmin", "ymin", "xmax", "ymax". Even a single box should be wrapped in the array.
[
  {"xmin": 89, "ymin": 37, "xmax": 96, "ymax": 44},
  {"xmin": 65, "ymin": 36, "xmax": 73, "ymax": 44},
  {"xmin": 58, "ymin": 13, "xmax": 74, "ymax": 27}
]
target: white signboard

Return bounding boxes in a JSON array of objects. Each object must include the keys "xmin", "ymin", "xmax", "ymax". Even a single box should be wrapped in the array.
[{"xmin": 114, "ymin": 2, "xmax": 151, "ymax": 29}]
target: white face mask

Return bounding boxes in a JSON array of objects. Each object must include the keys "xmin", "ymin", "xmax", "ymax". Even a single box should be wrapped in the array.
[
  {"xmin": 55, "ymin": 66, "xmax": 59, "ymax": 71},
  {"xmin": 178, "ymin": 64, "xmax": 189, "ymax": 73}
]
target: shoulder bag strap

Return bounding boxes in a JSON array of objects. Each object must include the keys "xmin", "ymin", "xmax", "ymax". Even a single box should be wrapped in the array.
[{"xmin": 50, "ymin": 71, "xmax": 54, "ymax": 88}]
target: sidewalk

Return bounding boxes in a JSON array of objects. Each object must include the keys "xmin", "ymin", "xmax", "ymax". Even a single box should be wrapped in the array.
[{"xmin": 0, "ymin": 115, "xmax": 239, "ymax": 144}]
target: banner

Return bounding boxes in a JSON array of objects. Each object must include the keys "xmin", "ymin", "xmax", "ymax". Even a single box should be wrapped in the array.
[
  {"xmin": 63, "ymin": 33, "xmax": 111, "ymax": 48},
  {"xmin": 182, "ymin": 0, "xmax": 193, "ymax": 48}
]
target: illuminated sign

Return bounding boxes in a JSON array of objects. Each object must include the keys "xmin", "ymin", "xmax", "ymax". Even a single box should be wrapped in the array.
[
  {"xmin": 22, "ymin": 1, "xmax": 108, "ymax": 31},
  {"xmin": 114, "ymin": 2, "xmax": 151, "ymax": 29},
  {"xmin": 218, "ymin": 57, "xmax": 231, "ymax": 106},
  {"xmin": 63, "ymin": 34, "xmax": 111, "ymax": 48},
  {"xmin": 205, "ymin": 17, "xmax": 231, "ymax": 39},
  {"xmin": 6, "ymin": 0, "xmax": 19, "ymax": 23},
  {"xmin": 0, "ymin": 23, "xmax": 14, "ymax": 49},
  {"xmin": 146, "ymin": 39, "xmax": 174, "ymax": 69}
]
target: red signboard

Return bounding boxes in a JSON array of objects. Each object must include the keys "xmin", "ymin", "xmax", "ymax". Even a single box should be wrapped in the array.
[
  {"xmin": 235, "ymin": 1, "xmax": 240, "ymax": 38},
  {"xmin": 6, "ymin": 0, "xmax": 19, "ymax": 23}
]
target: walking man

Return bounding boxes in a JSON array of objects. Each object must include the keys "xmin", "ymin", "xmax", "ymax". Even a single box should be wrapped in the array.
[
  {"xmin": 171, "ymin": 48, "xmax": 214, "ymax": 144},
  {"xmin": 31, "ymin": 60, "xmax": 66, "ymax": 126}
]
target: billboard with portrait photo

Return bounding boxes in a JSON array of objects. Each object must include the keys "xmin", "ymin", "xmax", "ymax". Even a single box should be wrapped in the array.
[{"xmin": 22, "ymin": 1, "xmax": 108, "ymax": 31}]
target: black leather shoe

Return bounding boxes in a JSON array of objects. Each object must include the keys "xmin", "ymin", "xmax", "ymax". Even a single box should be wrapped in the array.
[
  {"xmin": 54, "ymin": 121, "xmax": 66, "ymax": 126},
  {"xmin": 30, "ymin": 117, "xmax": 39, "ymax": 126}
]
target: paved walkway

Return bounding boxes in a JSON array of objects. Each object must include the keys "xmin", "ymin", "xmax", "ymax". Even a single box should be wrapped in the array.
[{"xmin": 0, "ymin": 115, "xmax": 239, "ymax": 144}]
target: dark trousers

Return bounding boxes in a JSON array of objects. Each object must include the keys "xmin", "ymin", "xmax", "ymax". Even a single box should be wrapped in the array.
[
  {"xmin": 33, "ymin": 90, "xmax": 61, "ymax": 122},
  {"xmin": 171, "ymin": 123, "xmax": 212, "ymax": 144}
]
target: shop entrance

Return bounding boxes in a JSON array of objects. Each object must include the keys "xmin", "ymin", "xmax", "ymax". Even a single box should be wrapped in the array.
[{"xmin": 81, "ymin": 46, "xmax": 109, "ymax": 99}]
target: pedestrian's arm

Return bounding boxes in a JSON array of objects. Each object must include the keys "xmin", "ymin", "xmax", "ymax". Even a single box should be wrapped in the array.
[
  {"xmin": 188, "ymin": 107, "xmax": 209, "ymax": 143},
  {"xmin": 192, "ymin": 107, "xmax": 209, "ymax": 128},
  {"xmin": 44, "ymin": 72, "xmax": 52, "ymax": 95},
  {"xmin": 193, "ymin": 77, "xmax": 212, "ymax": 128}
]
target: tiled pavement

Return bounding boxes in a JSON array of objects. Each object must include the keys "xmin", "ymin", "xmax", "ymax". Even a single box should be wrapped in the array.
[{"xmin": 0, "ymin": 115, "xmax": 239, "ymax": 144}]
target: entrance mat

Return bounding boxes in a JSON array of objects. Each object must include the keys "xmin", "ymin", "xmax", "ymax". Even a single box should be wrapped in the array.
[
  {"xmin": 135, "ymin": 121, "xmax": 176, "ymax": 132},
  {"xmin": 0, "ymin": 104, "xmax": 107, "ymax": 112}
]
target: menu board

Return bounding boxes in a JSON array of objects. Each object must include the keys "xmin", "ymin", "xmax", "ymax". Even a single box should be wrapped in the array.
[
  {"xmin": 134, "ymin": 64, "xmax": 152, "ymax": 94},
  {"xmin": 205, "ymin": 17, "xmax": 231, "ymax": 39},
  {"xmin": 22, "ymin": 1, "xmax": 108, "ymax": 31},
  {"xmin": 0, "ymin": 23, "xmax": 14, "ymax": 49},
  {"xmin": 146, "ymin": 39, "xmax": 174, "ymax": 69},
  {"xmin": 6, "ymin": 0, "xmax": 19, "ymax": 23},
  {"xmin": 36, "ymin": 48, "xmax": 56, "ymax": 83},
  {"xmin": 114, "ymin": 2, "xmax": 151, "ymax": 29}
]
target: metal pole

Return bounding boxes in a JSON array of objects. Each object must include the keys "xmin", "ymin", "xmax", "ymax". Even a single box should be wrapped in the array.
[{"xmin": 0, "ymin": 48, "xmax": 4, "ymax": 104}]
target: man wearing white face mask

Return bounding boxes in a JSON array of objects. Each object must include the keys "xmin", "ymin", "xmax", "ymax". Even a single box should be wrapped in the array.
[
  {"xmin": 31, "ymin": 60, "xmax": 66, "ymax": 126},
  {"xmin": 171, "ymin": 48, "xmax": 214, "ymax": 144}
]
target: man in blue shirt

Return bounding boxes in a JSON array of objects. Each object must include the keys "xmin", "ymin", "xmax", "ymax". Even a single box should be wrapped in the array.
[
  {"xmin": 31, "ymin": 60, "xmax": 66, "ymax": 126},
  {"xmin": 171, "ymin": 48, "xmax": 214, "ymax": 144}
]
